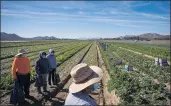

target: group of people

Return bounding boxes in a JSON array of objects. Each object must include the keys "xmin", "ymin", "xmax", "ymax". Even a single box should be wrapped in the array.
[
  {"xmin": 12, "ymin": 48, "xmax": 58, "ymax": 97},
  {"xmin": 12, "ymin": 48, "xmax": 103, "ymax": 105}
]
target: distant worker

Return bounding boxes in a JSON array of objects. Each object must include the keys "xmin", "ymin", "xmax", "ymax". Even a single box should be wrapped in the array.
[
  {"xmin": 35, "ymin": 52, "xmax": 50, "ymax": 93},
  {"xmin": 65, "ymin": 63, "xmax": 103, "ymax": 105},
  {"xmin": 12, "ymin": 49, "xmax": 31, "ymax": 98},
  {"xmin": 47, "ymin": 49, "xmax": 59, "ymax": 86}
]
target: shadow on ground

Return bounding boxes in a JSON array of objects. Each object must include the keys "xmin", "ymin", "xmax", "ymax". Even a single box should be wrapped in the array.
[{"xmin": 16, "ymin": 86, "xmax": 68, "ymax": 106}]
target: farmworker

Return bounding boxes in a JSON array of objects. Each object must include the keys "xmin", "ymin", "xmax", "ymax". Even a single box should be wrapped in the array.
[
  {"xmin": 65, "ymin": 63, "xmax": 103, "ymax": 105},
  {"xmin": 35, "ymin": 51, "xmax": 50, "ymax": 93},
  {"xmin": 12, "ymin": 49, "xmax": 31, "ymax": 98},
  {"xmin": 47, "ymin": 49, "xmax": 59, "ymax": 86}
]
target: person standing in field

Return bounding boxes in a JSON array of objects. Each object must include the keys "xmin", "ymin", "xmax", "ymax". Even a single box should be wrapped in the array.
[
  {"xmin": 12, "ymin": 49, "xmax": 31, "ymax": 98},
  {"xmin": 65, "ymin": 63, "xmax": 103, "ymax": 105},
  {"xmin": 35, "ymin": 51, "xmax": 50, "ymax": 93},
  {"xmin": 46, "ymin": 49, "xmax": 58, "ymax": 86}
]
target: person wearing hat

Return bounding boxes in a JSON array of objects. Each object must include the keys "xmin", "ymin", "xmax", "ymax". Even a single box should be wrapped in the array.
[
  {"xmin": 12, "ymin": 49, "xmax": 31, "ymax": 97},
  {"xmin": 65, "ymin": 63, "xmax": 103, "ymax": 105},
  {"xmin": 46, "ymin": 49, "xmax": 58, "ymax": 86},
  {"xmin": 35, "ymin": 51, "xmax": 50, "ymax": 93}
]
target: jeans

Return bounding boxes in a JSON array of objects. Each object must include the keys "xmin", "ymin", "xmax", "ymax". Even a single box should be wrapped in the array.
[
  {"xmin": 48, "ymin": 68, "xmax": 56, "ymax": 85},
  {"xmin": 16, "ymin": 73, "xmax": 30, "ymax": 96},
  {"xmin": 40, "ymin": 74, "xmax": 48, "ymax": 87},
  {"xmin": 37, "ymin": 74, "xmax": 47, "ymax": 92}
]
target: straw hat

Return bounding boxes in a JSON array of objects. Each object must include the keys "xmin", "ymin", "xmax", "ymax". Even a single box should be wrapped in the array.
[
  {"xmin": 69, "ymin": 63, "xmax": 103, "ymax": 93},
  {"xmin": 16, "ymin": 49, "xmax": 27, "ymax": 56}
]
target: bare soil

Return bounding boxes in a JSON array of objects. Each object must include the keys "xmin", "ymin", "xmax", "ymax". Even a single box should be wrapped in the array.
[{"xmin": 97, "ymin": 45, "xmax": 120, "ymax": 105}]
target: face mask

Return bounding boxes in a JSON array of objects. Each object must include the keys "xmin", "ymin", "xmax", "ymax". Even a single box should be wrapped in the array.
[
  {"xmin": 50, "ymin": 53, "xmax": 54, "ymax": 55},
  {"xmin": 86, "ymin": 85, "xmax": 94, "ymax": 93},
  {"xmin": 86, "ymin": 83, "xmax": 99, "ymax": 93},
  {"xmin": 93, "ymin": 83, "xmax": 99, "ymax": 90},
  {"xmin": 42, "ymin": 55, "xmax": 46, "ymax": 58}
]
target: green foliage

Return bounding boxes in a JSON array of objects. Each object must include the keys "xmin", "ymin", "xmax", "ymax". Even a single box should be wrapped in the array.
[
  {"xmin": 109, "ymin": 42, "xmax": 170, "ymax": 61},
  {"xmin": 98, "ymin": 41, "xmax": 170, "ymax": 105},
  {"xmin": 0, "ymin": 73, "xmax": 13, "ymax": 90}
]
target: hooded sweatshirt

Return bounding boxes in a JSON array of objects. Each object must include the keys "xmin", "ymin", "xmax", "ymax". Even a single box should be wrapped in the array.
[
  {"xmin": 46, "ymin": 51, "xmax": 57, "ymax": 69},
  {"xmin": 35, "ymin": 52, "xmax": 50, "ymax": 75},
  {"xmin": 12, "ymin": 54, "xmax": 31, "ymax": 79}
]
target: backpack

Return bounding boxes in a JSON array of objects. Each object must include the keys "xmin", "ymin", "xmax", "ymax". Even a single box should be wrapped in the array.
[{"xmin": 10, "ymin": 81, "xmax": 25, "ymax": 104}]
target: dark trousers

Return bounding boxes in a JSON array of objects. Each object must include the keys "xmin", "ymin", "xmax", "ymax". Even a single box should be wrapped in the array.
[
  {"xmin": 48, "ymin": 68, "xmax": 56, "ymax": 85},
  {"xmin": 16, "ymin": 73, "xmax": 30, "ymax": 96}
]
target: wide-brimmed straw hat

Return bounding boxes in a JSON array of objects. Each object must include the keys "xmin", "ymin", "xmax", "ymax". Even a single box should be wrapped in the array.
[
  {"xmin": 69, "ymin": 63, "xmax": 103, "ymax": 93},
  {"xmin": 15, "ymin": 49, "xmax": 27, "ymax": 56}
]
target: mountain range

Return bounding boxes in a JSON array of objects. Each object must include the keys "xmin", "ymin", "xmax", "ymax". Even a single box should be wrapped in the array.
[
  {"xmin": 1, "ymin": 32, "xmax": 59, "ymax": 41},
  {"xmin": 120, "ymin": 33, "xmax": 170, "ymax": 40},
  {"xmin": 1, "ymin": 32, "xmax": 170, "ymax": 41}
]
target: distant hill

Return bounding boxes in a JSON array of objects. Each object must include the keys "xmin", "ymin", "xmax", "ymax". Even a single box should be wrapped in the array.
[
  {"xmin": 122, "ymin": 33, "xmax": 170, "ymax": 40},
  {"xmin": 98, "ymin": 33, "xmax": 170, "ymax": 40},
  {"xmin": 0, "ymin": 32, "xmax": 59, "ymax": 41},
  {"xmin": 137, "ymin": 33, "xmax": 170, "ymax": 40},
  {"xmin": 1, "ymin": 32, "xmax": 25, "ymax": 41}
]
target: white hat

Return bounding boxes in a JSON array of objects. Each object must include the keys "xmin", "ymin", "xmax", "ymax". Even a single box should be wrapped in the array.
[
  {"xmin": 69, "ymin": 63, "xmax": 103, "ymax": 93},
  {"xmin": 15, "ymin": 49, "xmax": 27, "ymax": 56},
  {"xmin": 49, "ymin": 49, "xmax": 54, "ymax": 53}
]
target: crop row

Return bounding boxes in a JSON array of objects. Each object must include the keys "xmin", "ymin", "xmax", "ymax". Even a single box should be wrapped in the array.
[
  {"xmin": 107, "ymin": 42, "xmax": 170, "ymax": 61},
  {"xmin": 83, "ymin": 42, "xmax": 98, "ymax": 66},
  {"xmin": 98, "ymin": 42, "xmax": 170, "ymax": 105},
  {"xmin": 0, "ymin": 41, "xmax": 82, "ymax": 65},
  {"xmin": 1, "ymin": 41, "xmax": 78, "ymax": 60},
  {"xmin": 0, "ymin": 42, "xmax": 88, "ymax": 75},
  {"xmin": 109, "ymin": 44, "xmax": 170, "ymax": 83},
  {"xmin": 1, "ymin": 40, "xmax": 74, "ymax": 48},
  {"xmin": 0, "ymin": 42, "xmax": 91, "ymax": 90},
  {"xmin": 57, "ymin": 43, "xmax": 92, "ymax": 82}
]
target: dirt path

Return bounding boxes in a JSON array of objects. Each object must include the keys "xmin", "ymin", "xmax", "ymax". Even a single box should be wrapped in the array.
[
  {"xmin": 39, "ymin": 43, "xmax": 93, "ymax": 106},
  {"xmin": 53, "ymin": 43, "xmax": 104, "ymax": 105},
  {"xmin": 97, "ymin": 45, "xmax": 120, "ymax": 105},
  {"xmin": 119, "ymin": 47, "xmax": 170, "ymax": 65}
]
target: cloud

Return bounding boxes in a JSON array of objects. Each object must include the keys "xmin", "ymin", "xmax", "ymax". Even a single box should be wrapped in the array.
[
  {"xmin": 134, "ymin": 12, "xmax": 169, "ymax": 20},
  {"xmin": 109, "ymin": 10, "xmax": 130, "ymax": 15},
  {"xmin": 131, "ymin": 2, "xmax": 151, "ymax": 7},
  {"xmin": 77, "ymin": 11, "xmax": 85, "ymax": 15},
  {"xmin": 1, "ymin": 8, "xmax": 169, "ymax": 28},
  {"xmin": 1, "ymin": 1, "xmax": 170, "ymax": 31}
]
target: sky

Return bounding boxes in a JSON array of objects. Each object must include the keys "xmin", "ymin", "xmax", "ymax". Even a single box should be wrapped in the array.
[{"xmin": 1, "ymin": 1, "xmax": 170, "ymax": 39}]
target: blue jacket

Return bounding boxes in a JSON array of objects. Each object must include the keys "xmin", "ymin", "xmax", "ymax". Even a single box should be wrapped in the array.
[
  {"xmin": 35, "ymin": 52, "xmax": 50, "ymax": 74},
  {"xmin": 46, "ymin": 54, "xmax": 57, "ymax": 69}
]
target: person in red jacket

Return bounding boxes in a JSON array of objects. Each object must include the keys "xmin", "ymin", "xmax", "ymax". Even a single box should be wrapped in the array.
[{"xmin": 12, "ymin": 49, "xmax": 31, "ymax": 98}]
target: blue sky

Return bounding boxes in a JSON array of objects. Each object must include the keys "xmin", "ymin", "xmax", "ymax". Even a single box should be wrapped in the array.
[{"xmin": 1, "ymin": 1, "xmax": 170, "ymax": 39}]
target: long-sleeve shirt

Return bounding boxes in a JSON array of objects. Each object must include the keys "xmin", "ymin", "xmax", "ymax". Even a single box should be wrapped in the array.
[
  {"xmin": 65, "ymin": 92, "xmax": 97, "ymax": 105},
  {"xmin": 46, "ymin": 54, "xmax": 57, "ymax": 69},
  {"xmin": 12, "ymin": 57, "xmax": 31, "ymax": 79},
  {"xmin": 35, "ymin": 52, "xmax": 50, "ymax": 75}
]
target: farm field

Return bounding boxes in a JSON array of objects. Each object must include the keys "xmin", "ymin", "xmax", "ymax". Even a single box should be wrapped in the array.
[
  {"xmin": 106, "ymin": 40, "xmax": 170, "ymax": 47},
  {"xmin": 0, "ymin": 40, "xmax": 170, "ymax": 105},
  {"xmin": 98, "ymin": 41, "xmax": 170, "ymax": 105}
]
